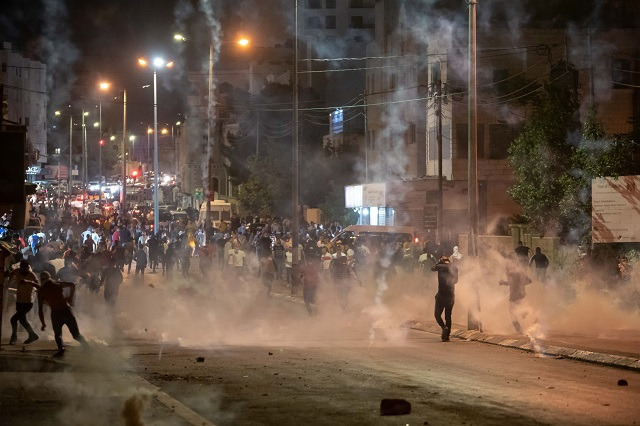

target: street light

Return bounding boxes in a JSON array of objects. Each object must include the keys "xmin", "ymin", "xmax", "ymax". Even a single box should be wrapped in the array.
[
  {"xmin": 173, "ymin": 33, "xmax": 249, "ymax": 239},
  {"xmin": 138, "ymin": 56, "xmax": 174, "ymax": 234}
]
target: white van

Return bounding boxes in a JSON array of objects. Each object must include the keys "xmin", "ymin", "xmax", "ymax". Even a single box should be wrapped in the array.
[
  {"xmin": 330, "ymin": 225, "xmax": 417, "ymax": 245},
  {"xmin": 198, "ymin": 200, "xmax": 233, "ymax": 229}
]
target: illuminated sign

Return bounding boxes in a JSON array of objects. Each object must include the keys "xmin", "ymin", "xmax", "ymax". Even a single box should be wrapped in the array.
[{"xmin": 330, "ymin": 108, "xmax": 343, "ymax": 134}]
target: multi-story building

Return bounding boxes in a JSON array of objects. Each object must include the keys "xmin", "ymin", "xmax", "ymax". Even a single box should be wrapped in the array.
[
  {"xmin": 359, "ymin": 0, "xmax": 640, "ymax": 241},
  {"xmin": 1, "ymin": 42, "xmax": 47, "ymax": 174}
]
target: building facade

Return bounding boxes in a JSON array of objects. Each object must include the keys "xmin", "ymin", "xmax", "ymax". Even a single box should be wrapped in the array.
[
  {"xmin": 1, "ymin": 42, "xmax": 47, "ymax": 172},
  {"xmin": 361, "ymin": 1, "xmax": 640, "ymax": 239}
]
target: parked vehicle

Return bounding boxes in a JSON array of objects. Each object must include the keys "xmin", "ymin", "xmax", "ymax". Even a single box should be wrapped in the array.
[
  {"xmin": 330, "ymin": 225, "xmax": 417, "ymax": 246},
  {"xmin": 198, "ymin": 200, "xmax": 234, "ymax": 229}
]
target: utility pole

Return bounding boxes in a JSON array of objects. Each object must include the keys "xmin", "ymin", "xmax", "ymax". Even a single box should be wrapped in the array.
[
  {"xmin": 468, "ymin": 0, "xmax": 478, "ymax": 257},
  {"xmin": 205, "ymin": 43, "xmax": 214, "ymax": 239},
  {"xmin": 468, "ymin": 0, "xmax": 481, "ymax": 331},
  {"xmin": 82, "ymin": 110, "xmax": 88, "ymax": 188},
  {"xmin": 363, "ymin": 91, "xmax": 369, "ymax": 183},
  {"xmin": 291, "ymin": 0, "xmax": 300, "ymax": 295},
  {"xmin": 68, "ymin": 115, "xmax": 73, "ymax": 193},
  {"xmin": 121, "ymin": 90, "xmax": 127, "ymax": 213},
  {"xmin": 433, "ymin": 62, "xmax": 444, "ymax": 245}
]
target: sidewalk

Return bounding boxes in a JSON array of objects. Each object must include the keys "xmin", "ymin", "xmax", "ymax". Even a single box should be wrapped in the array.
[{"xmin": 266, "ymin": 279, "xmax": 640, "ymax": 372}]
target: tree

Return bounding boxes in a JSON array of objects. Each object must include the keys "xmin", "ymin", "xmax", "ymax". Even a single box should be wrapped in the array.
[
  {"xmin": 318, "ymin": 182, "xmax": 358, "ymax": 225},
  {"xmin": 509, "ymin": 95, "xmax": 639, "ymax": 243},
  {"xmin": 236, "ymin": 154, "xmax": 291, "ymax": 217},
  {"xmin": 508, "ymin": 84, "xmax": 579, "ymax": 237},
  {"xmin": 562, "ymin": 107, "xmax": 638, "ymax": 243}
]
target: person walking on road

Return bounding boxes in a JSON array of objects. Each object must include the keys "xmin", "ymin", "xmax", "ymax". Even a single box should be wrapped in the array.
[
  {"xmin": 431, "ymin": 255, "xmax": 458, "ymax": 342},
  {"xmin": 8, "ymin": 260, "xmax": 40, "ymax": 345},
  {"xmin": 37, "ymin": 272, "xmax": 89, "ymax": 357},
  {"xmin": 528, "ymin": 247, "xmax": 549, "ymax": 282}
]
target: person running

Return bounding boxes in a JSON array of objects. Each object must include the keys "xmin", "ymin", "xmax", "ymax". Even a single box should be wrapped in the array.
[
  {"xmin": 8, "ymin": 260, "xmax": 40, "ymax": 345},
  {"xmin": 431, "ymin": 255, "xmax": 458, "ymax": 342},
  {"xmin": 499, "ymin": 254, "xmax": 534, "ymax": 335},
  {"xmin": 37, "ymin": 272, "xmax": 89, "ymax": 357}
]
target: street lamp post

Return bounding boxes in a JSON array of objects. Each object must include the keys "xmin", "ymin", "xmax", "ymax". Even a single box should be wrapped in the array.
[
  {"xmin": 138, "ymin": 57, "xmax": 173, "ymax": 234},
  {"xmin": 81, "ymin": 110, "xmax": 89, "ymax": 189},
  {"xmin": 98, "ymin": 102, "xmax": 102, "ymax": 200},
  {"xmin": 147, "ymin": 126, "xmax": 152, "ymax": 171}
]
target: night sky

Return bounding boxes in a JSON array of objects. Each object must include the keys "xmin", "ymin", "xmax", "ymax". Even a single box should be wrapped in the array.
[{"xmin": 1, "ymin": 0, "xmax": 290, "ymax": 135}]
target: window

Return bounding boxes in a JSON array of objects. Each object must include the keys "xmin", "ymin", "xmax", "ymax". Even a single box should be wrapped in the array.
[
  {"xmin": 612, "ymin": 58, "xmax": 632, "ymax": 89},
  {"xmin": 24, "ymin": 117, "xmax": 29, "ymax": 126},
  {"xmin": 349, "ymin": 0, "xmax": 374, "ymax": 7},
  {"xmin": 407, "ymin": 122, "xmax": 416, "ymax": 144},
  {"xmin": 325, "ymin": 0, "xmax": 336, "ymax": 8},
  {"xmin": 390, "ymin": 73, "xmax": 396, "ymax": 90},
  {"xmin": 456, "ymin": 123, "xmax": 485, "ymax": 159},
  {"xmin": 1, "ymin": 63, "xmax": 6, "ymax": 73},
  {"xmin": 488, "ymin": 124, "xmax": 514, "ymax": 159},
  {"xmin": 307, "ymin": 16, "xmax": 323, "ymax": 29},
  {"xmin": 326, "ymin": 15, "xmax": 336, "ymax": 29},
  {"xmin": 350, "ymin": 16, "xmax": 364, "ymax": 28},
  {"xmin": 308, "ymin": 0, "xmax": 321, "ymax": 8}
]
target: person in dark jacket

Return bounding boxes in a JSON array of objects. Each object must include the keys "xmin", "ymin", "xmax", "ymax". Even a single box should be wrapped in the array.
[
  {"xmin": 528, "ymin": 247, "xmax": 549, "ymax": 282},
  {"xmin": 431, "ymin": 255, "xmax": 458, "ymax": 341}
]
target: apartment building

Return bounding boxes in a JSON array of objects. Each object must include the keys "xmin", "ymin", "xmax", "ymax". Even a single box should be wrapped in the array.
[{"xmin": 1, "ymin": 42, "xmax": 47, "ymax": 171}]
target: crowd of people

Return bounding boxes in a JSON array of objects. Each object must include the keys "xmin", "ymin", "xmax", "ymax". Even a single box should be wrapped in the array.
[{"xmin": 8, "ymin": 193, "xmax": 637, "ymax": 355}]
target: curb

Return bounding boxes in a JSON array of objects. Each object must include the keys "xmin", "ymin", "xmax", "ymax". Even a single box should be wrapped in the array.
[{"xmin": 404, "ymin": 321, "xmax": 640, "ymax": 372}]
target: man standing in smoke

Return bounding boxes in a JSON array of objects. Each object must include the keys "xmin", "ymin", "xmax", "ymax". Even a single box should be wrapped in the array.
[
  {"xmin": 431, "ymin": 255, "xmax": 458, "ymax": 342},
  {"xmin": 528, "ymin": 247, "xmax": 549, "ymax": 282},
  {"xmin": 514, "ymin": 241, "xmax": 531, "ymax": 265},
  {"xmin": 499, "ymin": 254, "xmax": 534, "ymax": 335}
]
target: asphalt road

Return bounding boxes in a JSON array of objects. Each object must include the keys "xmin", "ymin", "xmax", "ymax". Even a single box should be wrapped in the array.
[
  {"xmin": 3, "ymin": 269, "xmax": 639, "ymax": 425},
  {"xmin": 120, "ymin": 296, "xmax": 640, "ymax": 426}
]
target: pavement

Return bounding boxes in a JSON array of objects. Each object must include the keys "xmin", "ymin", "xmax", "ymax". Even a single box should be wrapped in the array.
[{"xmin": 268, "ymin": 280, "xmax": 640, "ymax": 372}]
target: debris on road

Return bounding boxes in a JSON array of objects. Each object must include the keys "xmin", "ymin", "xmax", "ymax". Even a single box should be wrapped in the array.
[
  {"xmin": 380, "ymin": 398, "xmax": 411, "ymax": 416},
  {"xmin": 618, "ymin": 379, "xmax": 628, "ymax": 386},
  {"xmin": 196, "ymin": 357, "xmax": 205, "ymax": 363}
]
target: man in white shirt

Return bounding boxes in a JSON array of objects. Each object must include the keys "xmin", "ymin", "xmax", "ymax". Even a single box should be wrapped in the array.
[{"xmin": 228, "ymin": 245, "xmax": 246, "ymax": 277}]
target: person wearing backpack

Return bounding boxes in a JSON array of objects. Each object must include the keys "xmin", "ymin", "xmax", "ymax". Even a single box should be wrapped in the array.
[{"xmin": 431, "ymin": 255, "xmax": 459, "ymax": 341}]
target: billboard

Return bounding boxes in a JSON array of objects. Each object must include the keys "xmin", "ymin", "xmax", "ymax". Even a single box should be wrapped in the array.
[{"xmin": 592, "ymin": 175, "xmax": 640, "ymax": 243}]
